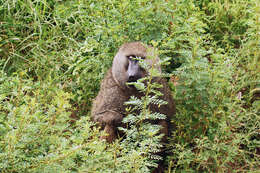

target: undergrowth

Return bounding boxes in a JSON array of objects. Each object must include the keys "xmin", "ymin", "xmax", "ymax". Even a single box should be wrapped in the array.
[{"xmin": 0, "ymin": 0, "xmax": 259, "ymax": 172}]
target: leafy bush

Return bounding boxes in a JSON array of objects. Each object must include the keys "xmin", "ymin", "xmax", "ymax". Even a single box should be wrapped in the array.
[{"xmin": 0, "ymin": 0, "xmax": 259, "ymax": 172}]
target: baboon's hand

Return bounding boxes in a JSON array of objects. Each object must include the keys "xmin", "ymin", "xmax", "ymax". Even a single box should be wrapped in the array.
[{"xmin": 101, "ymin": 125, "xmax": 117, "ymax": 143}]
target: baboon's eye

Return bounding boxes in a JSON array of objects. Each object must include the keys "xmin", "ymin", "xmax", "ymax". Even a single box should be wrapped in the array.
[
  {"xmin": 126, "ymin": 55, "xmax": 135, "ymax": 60},
  {"xmin": 127, "ymin": 55, "xmax": 144, "ymax": 61}
]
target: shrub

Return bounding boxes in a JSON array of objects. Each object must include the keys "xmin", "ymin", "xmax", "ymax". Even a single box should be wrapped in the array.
[{"xmin": 0, "ymin": 0, "xmax": 259, "ymax": 172}]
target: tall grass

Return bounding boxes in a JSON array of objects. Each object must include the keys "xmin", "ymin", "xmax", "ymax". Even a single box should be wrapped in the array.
[{"xmin": 0, "ymin": 0, "xmax": 259, "ymax": 172}]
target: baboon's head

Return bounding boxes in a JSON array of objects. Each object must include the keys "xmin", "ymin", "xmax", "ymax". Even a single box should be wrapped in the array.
[{"xmin": 112, "ymin": 42, "xmax": 161, "ymax": 89}]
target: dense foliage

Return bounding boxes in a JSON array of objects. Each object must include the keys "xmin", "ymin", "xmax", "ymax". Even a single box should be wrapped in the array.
[{"xmin": 0, "ymin": 0, "xmax": 259, "ymax": 172}]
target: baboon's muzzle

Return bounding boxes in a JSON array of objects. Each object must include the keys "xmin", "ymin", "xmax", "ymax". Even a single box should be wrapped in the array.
[{"xmin": 127, "ymin": 60, "xmax": 142, "ymax": 82}]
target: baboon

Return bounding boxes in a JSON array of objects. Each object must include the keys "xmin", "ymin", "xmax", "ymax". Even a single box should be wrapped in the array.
[{"xmin": 91, "ymin": 42, "xmax": 176, "ymax": 172}]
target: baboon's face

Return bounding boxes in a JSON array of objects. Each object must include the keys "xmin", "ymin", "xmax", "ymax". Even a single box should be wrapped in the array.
[
  {"xmin": 112, "ymin": 42, "xmax": 161, "ymax": 90},
  {"xmin": 125, "ymin": 55, "xmax": 145, "ymax": 83}
]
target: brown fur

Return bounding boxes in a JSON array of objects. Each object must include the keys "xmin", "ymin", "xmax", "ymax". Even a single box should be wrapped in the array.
[{"xmin": 91, "ymin": 42, "xmax": 176, "ymax": 172}]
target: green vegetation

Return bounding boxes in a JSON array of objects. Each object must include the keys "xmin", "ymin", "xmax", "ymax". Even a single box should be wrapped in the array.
[{"xmin": 0, "ymin": 0, "xmax": 259, "ymax": 172}]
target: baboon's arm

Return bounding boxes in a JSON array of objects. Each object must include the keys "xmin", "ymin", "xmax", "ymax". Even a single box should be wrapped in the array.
[{"xmin": 93, "ymin": 110, "xmax": 124, "ymax": 126}]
